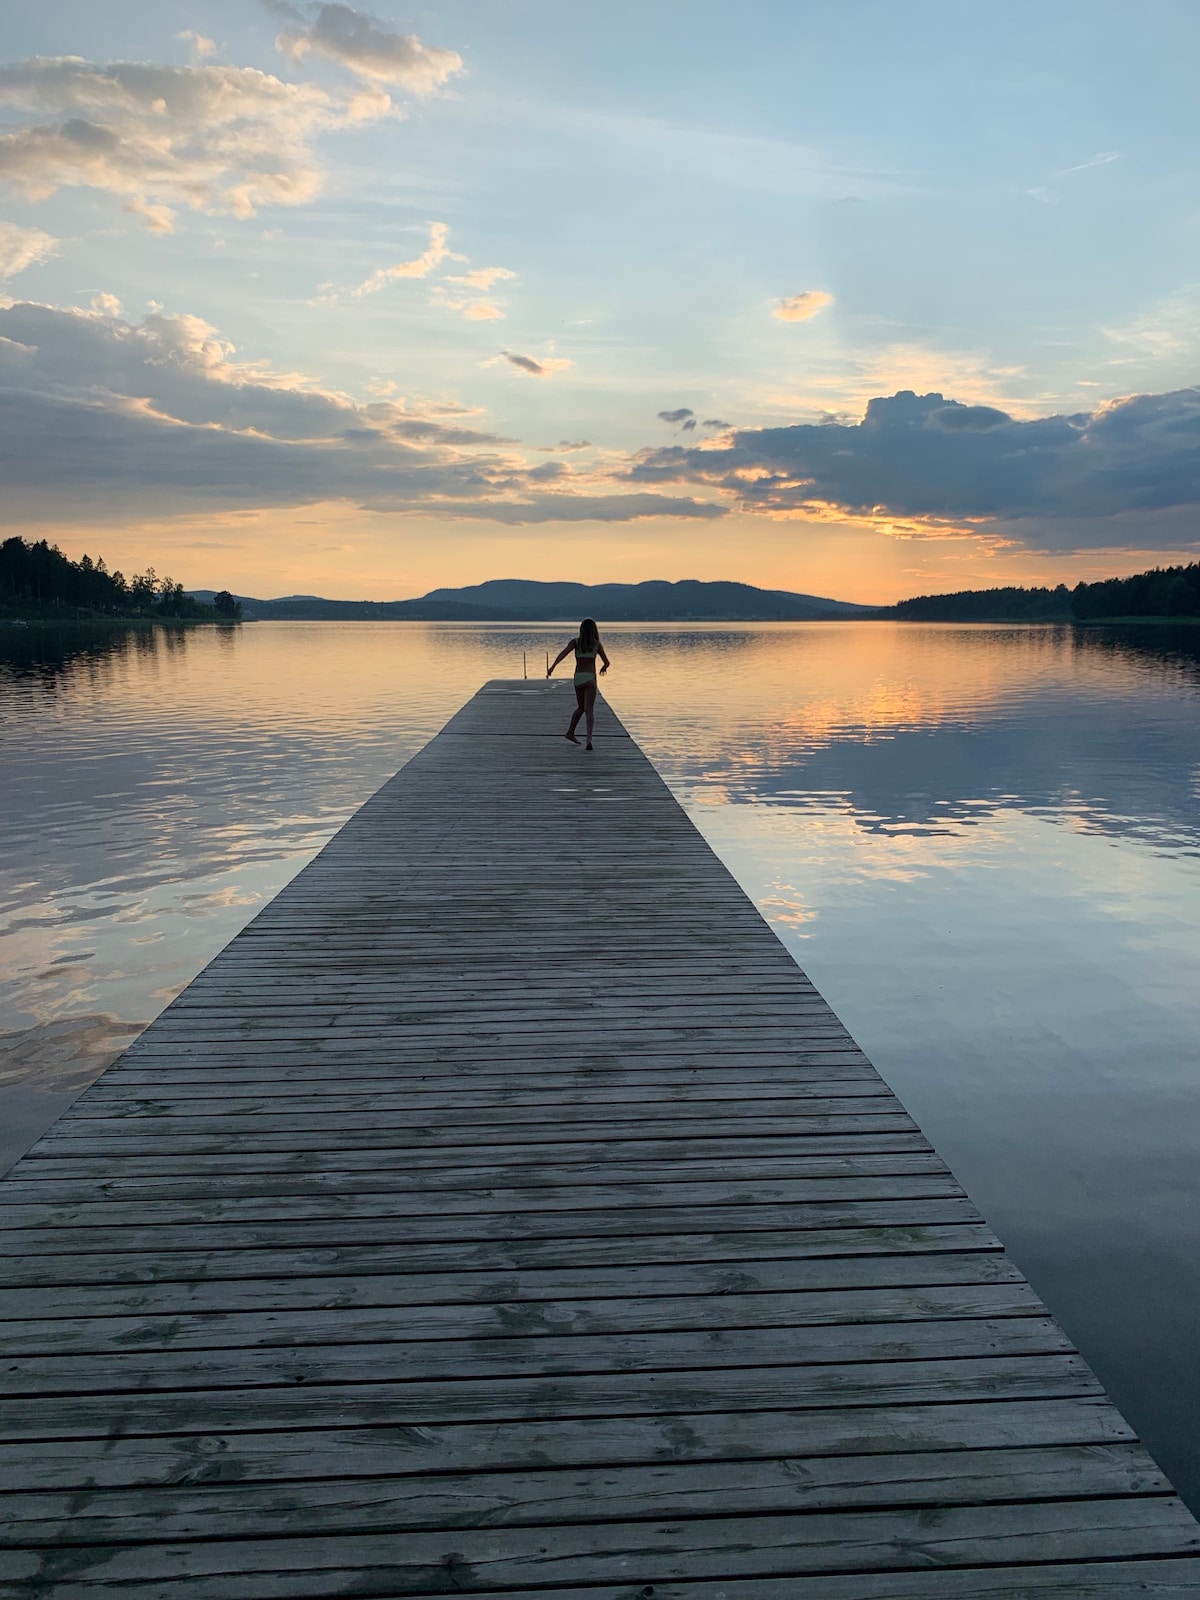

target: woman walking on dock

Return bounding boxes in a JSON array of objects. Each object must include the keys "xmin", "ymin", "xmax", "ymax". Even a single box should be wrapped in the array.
[{"xmin": 548, "ymin": 618, "xmax": 609, "ymax": 749}]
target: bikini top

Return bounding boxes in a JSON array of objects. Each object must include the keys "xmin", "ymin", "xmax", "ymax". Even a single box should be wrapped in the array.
[{"xmin": 575, "ymin": 642, "xmax": 598, "ymax": 661}]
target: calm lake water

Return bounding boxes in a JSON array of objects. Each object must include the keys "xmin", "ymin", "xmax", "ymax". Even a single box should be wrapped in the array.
[{"xmin": 3, "ymin": 618, "xmax": 1200, "ymax": 1505}]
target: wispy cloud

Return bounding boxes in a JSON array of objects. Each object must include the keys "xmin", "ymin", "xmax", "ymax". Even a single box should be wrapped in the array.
[
  {"xmin": 1102, "ymin": 286, "xmax": 1200, "ymax": 365},
  {"xmin": 430, "ymin": 289, "xmax": 505, "ymax": 321},
  {"xmin": 773, "ymin": 290, "xmax": 834, "ymax": 323},
  {"xmin": 1055, "ymin": 151, "xmax": 1119, "ymax": 178},
  {"xmin": 0, "ymin": 220, "xmax": 57, "ymax": 278},
  {"xmin": 350, "ymin": 222, "xmax": 461, "ymax": 296},
  {"xmin": 324, "ymin": 224, "xmax": 516, "ymax": 318},
  {"xmin": 447, "ymin": 266, "xmax": 516, "ymax": 291},
  {"xmin": 1027, "ymin": 151, "xmax": 1120, "ymax": 205}
]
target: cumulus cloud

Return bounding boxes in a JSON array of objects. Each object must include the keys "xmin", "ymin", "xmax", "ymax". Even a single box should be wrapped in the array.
[
  {"xmin": 0, "ymin": 296, "xmax": 713, "ymax": 526},
  {"xmin": 0, "ymin": 55, "xmax": 395, "ymax": 230},
  {"xmin": 497, "ymin": 350, "xmax": 572, "ymax": 377},
  {"xmin": 628, "ymin": 386, "xmax": 1200, "ymax": 550},
  {"xmin": 774, "ymin": 289, "xmax": 834, "ymax": 323},
  {"xmin": 0, "ymin": 220, "xmax": 57, "ymax": 278},
  {"xmin": 274, "ymin": 3, "xmax": 462, "ymax": 89}
]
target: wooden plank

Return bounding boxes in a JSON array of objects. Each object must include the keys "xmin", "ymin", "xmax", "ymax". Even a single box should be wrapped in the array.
[
  {"xmin": 2, "ymin": 678, "xmax": 1197, "ymax": 1593},
  {"xmin": 8, "ymin": 1129, "xmax": 940, "ymax": 1177},
  {"xmin": 0, "ymin": 1398, "xmax": 1139, "ymax": 1492},
  {"xmin": 0, "ymin": 1353, "xmax": 1106, "ymax": 1439},
  {"xmin": 0, "ymin": 1248, "xmax": 1026, "ymax": 1323},
  {"xmin": 0, "ymin": 1281, "xmax": 1046, "ymax": 1356},
  {"xmin": 71, "ymin": 1079, "xmax": 896, "ymax": 1114},
  {"xmin": 0, "ymin": 1444, "xmax": 1170, "ymax": 1545},
  {"xmin": 0, "ymin": 1149, "xmax": 954, "ymax": 1206},
  {"xmin": 0, "ymin": 1317, "xmax": 1073, "ymax": 1398},
  {"xmin": 0, "ymin": 1172, "xmax": 966, "ymax": 1229},
  {"xmin": 3, "ymin": 1499, "xmax": 1198, "ymax": 1595},
  {"xmin": 0, "ymin": 1223, "xmax": 1005, "ymax": 1289}
]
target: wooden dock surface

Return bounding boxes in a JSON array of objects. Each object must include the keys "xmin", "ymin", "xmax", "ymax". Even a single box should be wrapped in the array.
[{"xmin": 2, "ymin": 679, "xmax": 1199, "ymax": 1597}]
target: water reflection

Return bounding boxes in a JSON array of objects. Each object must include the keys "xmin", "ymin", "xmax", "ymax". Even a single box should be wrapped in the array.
[{"xmin": 3, "ymin": 617, "xmax": 1200, "ymax": 1507}]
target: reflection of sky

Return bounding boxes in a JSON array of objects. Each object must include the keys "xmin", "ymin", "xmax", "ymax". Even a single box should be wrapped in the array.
[{"xmin": 4, "ymin": 617, "xmax": 1200, "ymax": 1506}]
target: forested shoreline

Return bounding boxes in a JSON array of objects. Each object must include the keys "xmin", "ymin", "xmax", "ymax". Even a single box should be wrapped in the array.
[
  {"xmin": 883, "ymin": 562, "xmax": 1200, "ymax": 622},
  {"xmin": 0, "ymin": 538, "xmax": 240, "ymax": 622}
]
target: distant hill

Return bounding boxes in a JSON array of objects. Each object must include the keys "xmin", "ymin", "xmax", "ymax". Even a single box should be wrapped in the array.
[
  {"xmin": 189, "ymin": 578, "xmax": 876, "ymax": 622},
  {"xmin": 186, "ymin": 591, "xmax": 514, "ymax": 622}
]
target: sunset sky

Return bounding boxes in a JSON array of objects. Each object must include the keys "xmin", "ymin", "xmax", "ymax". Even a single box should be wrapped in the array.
[{"xmin": 2, "ymin": 0, "xmax": 1198, "ymax": 603}]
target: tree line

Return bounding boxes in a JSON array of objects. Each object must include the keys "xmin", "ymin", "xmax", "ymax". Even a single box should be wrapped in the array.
[
  {"xmin": 889, "ymin": 584, "xmax": 1072, "ymax": 621},
  {"xmin": 1071, "ymin": 562, "xmax": 1200, "ymax": 620},
  {"xmin": 888, "ymin": 563, "xmax": 1200, "ymax": 622},
  {"xmin": 0, "ymin": 538, "xmax": 240, "ymax": 620}
]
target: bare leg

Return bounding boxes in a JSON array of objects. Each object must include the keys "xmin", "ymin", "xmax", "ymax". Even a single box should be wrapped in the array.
[
  {"xmin": 584, "ymin": 683, "xmax": 597, "ymax": 749},
  {"xmin": 566, "ymin": 684, "xmax": 584, "ymax": 742}
]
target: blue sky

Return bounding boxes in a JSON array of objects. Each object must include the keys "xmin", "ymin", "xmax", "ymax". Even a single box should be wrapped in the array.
[{"xmin": 1, "ymin": 1, "xmax": 1198, "ymax": 600}]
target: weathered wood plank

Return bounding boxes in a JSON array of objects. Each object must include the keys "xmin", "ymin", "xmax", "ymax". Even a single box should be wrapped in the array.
[
  {"xmin": 9, "ymin": 1128, "xmax": 940, "ymax": 1177},
  {"xmin": 0, "ymin": 1281, "xmax": 1046, "ymax": 1356},
  {"xmin": 0, "ymin": 1247, "xmax": 1025, "ymax": 1323},
  {"xmin": 0, "ymin": 1222, "xmax": 1004, "ymax": 1289},
  {"xmin": 0, "ymin": 1353, "xmax": 1106, "ymax": 1439},
  {"xmin": 0, "ymin": 1172, "xmax": 966, "ymax": 1229},
  {"xmin": 0, "ymin": 1149, "xmax": 953, "ymax": 1206},
  {"xmin": 0, "ymin": 1398, "xmax": 1138, "ymax": 1492},
  {"xmin": 0, "ymin": 1196, "xmax": 982, "ymax": 1257},
  {"xmin": 0, "ymin": 1444, "xmax": 1169, "ymax": 1545},
  {"xmin": 4, "ymin": 1499, "xmax": 1199, "ymax": 1595},
  {"xmin": 0, "ymin": 1316, "xmax": 1072, "ymax": 1398}
]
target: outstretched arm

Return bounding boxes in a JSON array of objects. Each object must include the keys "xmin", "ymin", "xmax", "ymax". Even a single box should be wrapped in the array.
[
  {"xmin": 547, "ymin": 639, "xmax": 575, "ymax": 677},
  {"xmin": 598, "ymin": 645, "xmax": 610, "ymax": 675}
]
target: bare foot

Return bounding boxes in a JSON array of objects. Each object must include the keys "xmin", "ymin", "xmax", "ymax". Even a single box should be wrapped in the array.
[
  {"xmin": 585, "ymin": 742, "xmax": 594, "ymax": 751},
  {"xmin": 565, "ymin": 733, "xmax": 580, "ymax": 744}
]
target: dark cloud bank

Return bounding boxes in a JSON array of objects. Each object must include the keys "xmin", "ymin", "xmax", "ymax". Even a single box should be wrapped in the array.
[
  {"xmin": 0, "ymin": 301, "xmax": 718, "ymax": 525},
  {"xmin": 2, "ymin": 296, "xmax": 1198, "ymax": 549},
  {"xmin": 633, "ymin": 388, "xmax": 1200, "ymax": 550}
]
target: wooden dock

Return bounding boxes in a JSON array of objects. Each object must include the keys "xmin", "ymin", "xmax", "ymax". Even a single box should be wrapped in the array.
[{"xmin": 2, "ymin": 679, "xmax": 1199, "ymax": 1597}]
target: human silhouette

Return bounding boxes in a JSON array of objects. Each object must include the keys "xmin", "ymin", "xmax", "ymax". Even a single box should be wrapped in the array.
[{"xmin": 548, "ymin": 617, "xmax": 610, "ymax": 749}]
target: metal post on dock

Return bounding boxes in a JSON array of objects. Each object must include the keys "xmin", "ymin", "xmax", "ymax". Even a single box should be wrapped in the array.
[{"xmin": 522, "ymin": 650, "xmax": 527, "ymax": 680}]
